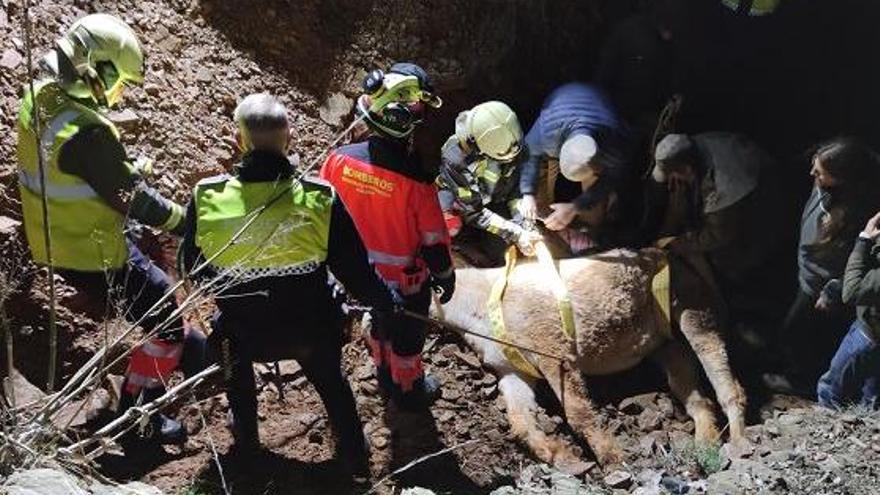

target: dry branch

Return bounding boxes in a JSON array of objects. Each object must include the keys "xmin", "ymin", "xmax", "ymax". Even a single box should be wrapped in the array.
[{"xmin": 363, "ymin": 439, "xmax": 481, "ymax": 495}]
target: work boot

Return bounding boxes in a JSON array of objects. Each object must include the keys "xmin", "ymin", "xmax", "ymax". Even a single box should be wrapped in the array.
[
  {"xmin": 227, "ymin": 409, "xmax": 261, "ymax": 457},
  {"xmin": 149, "ymin": 413, "xmax": 187, "ymax": 444},
  {"xmin": 118, "ymin": 387, "xmax": 188, "ymax": 447},
  {"xmin": 392, "ymin": 373, "xmax": 441, "ymax": 411}
]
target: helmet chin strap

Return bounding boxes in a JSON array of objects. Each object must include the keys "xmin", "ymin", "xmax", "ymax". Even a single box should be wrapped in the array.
[
  {"xmin": 83, "ymin": 68, "xmax": 109, "ymax": 106},
  {"xmin": 57, "ymin": 26, "xmax": 109, "ymax": 106}
]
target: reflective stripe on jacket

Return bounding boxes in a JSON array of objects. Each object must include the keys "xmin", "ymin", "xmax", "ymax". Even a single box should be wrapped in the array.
[
  {"xmin": 16, "ymin": 81, "xmax": 128, "ymax": 270},
  {"xmin": 194, "ymin": 176, "xmax": 333, "ymax": 279},
  {"xmin": 436, "ymin": 135, "xmax": 522, "ymax": 242},
  {"xmin": 320, "ymin": 144, "xmax": 450, "ymax": 295}
]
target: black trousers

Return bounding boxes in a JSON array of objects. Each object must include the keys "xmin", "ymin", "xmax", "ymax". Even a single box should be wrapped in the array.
[{"xmin": 215, "ymin": 311, "xmax": 363, "ymax": 453}]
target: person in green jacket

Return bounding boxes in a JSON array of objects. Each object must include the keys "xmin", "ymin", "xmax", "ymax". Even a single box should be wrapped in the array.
[
  {"xmin": 817, "ymin": 209, "xmax": 880, "ymax": 409},
  {"xmin": 16, "ymin": 14, "xmax": 204, "ymax": 446}
]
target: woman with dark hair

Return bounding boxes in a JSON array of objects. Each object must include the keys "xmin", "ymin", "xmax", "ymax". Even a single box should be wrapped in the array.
[{"xmin": 768, "ymin": 138, "xmax": 880, "ymax": 395}]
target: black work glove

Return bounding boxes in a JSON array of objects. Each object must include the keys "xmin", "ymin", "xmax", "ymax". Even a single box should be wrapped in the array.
[{"xmin": 430, "ymin": 271, "xmax": 456, "ymax": 304}]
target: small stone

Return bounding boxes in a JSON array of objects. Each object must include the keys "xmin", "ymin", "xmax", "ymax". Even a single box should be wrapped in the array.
[
  {"xmin": 436, "ymin": 410, "xmax": 455, "ymax": 423},
  {"xmin": 557, "ymin": 460, "xmax": 594, "ymax": 477},
  {"xmin": 3, "ymin": 368, "xmax": 45, "ymax": 408},
  {"xmin": 537, "ymin": 413, "xmax": 556, "ymax": 434},
  {"xmin": 4, "ymin": 469, "xmax": 90, "ymax": 495},
  {"xmin": 819, "ymin": 456, "xmax": 843, "ymax": 473},
  {"xmin": 619, "ymin": 393, "xmax": 658, "ymax": 415},
  {"xmin": 441, "ymin": 388, "xmax": 461, "ymax": 402},
  {"xmin": 372, "ymin": 434, "xmax": 389, "ymax": 449},
  {"xmin": 657, "ymin": 396, "xmax": 676, "ymax": 419},
  {"xmin": 638, "ymin": 409, "xmax": 663, "ymax": 431},
  {"xmin": 722, "ymin": 441, "xmax": 754, "ymax": 459},
  {"xmin": 0, "ymin": 216, "xmax": 21, "ymax": 237},
  {"xmin": 485, "ymin": 428, "xmax": 504, "ymax": 444},
  {"xmin": 144, "ymin": 83, "xmax": 162, "ymax": 96},
  {"xmin": 661, "ymin": 474, "xmax": 690, "ymax": 494},
  {"xmin": 354, "ymin": 364, "xmax": 374, "ymax": 380},
  {"xmin": 318, "ymin": 92, "xmax": 353, "ymax": 126},
  {"xmin": 0, "ymin": 49, "xmax": 22, "ymax": 69},
  {"xmin": 195, "ymin": 67, "xmax": 213, "ymax": 82},
  {"xmin": 359, "ymin": 380, "xmax": 378, "ymax": 395},
  {"xmin": 639, "ymin": 435, "xmax": 657, "ymax": 456},
  {"xmin": 107, "ymin": 109, "xmax": 140, "ymax": 127},
  {"xmin": 777, "ymin": 413, "xmax": 802, "ymax": 426},
  {"xmin": 454, "ymin": 351, "xmax": 482, "ymax": 369},
  {"xmin": 604, "ymin": 470, "xmax": 632, "ymax": 488}
]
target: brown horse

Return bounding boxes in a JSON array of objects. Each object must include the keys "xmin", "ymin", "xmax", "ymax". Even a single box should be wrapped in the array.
[{"xmin": 435, "ymin": 248, "xmax": 747, "ymax": 468}]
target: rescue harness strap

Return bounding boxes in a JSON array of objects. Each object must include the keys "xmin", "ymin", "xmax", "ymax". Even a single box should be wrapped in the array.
[{"xmin": 487, "ymin": 242, "xmax": 576, "ymax": 378}]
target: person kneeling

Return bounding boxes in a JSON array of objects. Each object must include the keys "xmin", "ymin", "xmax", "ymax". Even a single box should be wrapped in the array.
[{"xmin": 818, "ymin": 211, "xmax": 880, "ymax": 409}]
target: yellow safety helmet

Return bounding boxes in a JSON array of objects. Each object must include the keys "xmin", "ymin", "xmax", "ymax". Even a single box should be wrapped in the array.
[
  {"xmin": 54, "ymin": 13, "xmax": 144, "ymax": 107},
  {"xmin": 455, "ymin": 101, "xmax": 523, "ymax": 162}
]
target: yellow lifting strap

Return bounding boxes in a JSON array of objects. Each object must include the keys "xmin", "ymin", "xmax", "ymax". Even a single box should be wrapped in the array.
[
  {"xmin": 488, "ymin": 243, "xmax": 673, "ymax": 377},
  {"xmin": 488, "ymin": 241, "xmax": 576, "ymax": 378},
  {"xmin": 652, "ymin": 256, "xmax": 673, "ymax": 338}
]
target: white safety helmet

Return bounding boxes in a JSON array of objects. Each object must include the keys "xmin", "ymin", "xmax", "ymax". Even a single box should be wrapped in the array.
[{"xmin": 455, "ymin": 101, "xmax": 523, "ymax": 162}]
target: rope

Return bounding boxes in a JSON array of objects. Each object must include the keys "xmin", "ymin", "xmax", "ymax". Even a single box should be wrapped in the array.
[
  {"xmin": 399, "ymin": 308, "xmax": 570, "ymax": 412},
  {"xmin": 22, "ymin": 0, "xmax": 60, "ymax": 392},
  {"xmin": 645, "ymin": 94, "xmax": 684, "ymax": 178},
  {"xmin": 400, "ymin": 309, "xmax": 570, "ymax": 364}
]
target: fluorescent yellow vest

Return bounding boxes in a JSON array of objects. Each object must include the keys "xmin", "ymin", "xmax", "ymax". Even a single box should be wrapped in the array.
[
  {"xmin": 194, "ymin": 176, "xmax": 333, "ymax": 277},
  {"xmin": 16, "ymin": 81, "xmax": 128, "ymax": 271}
]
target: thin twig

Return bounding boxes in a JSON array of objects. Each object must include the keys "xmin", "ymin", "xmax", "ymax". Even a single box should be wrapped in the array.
[
  {"xmin": 362, "ymin": 439, "xmax": 480, "ymax": 495},
  {"xmin": 22, "ymin": 0, "xmax": 60, "ymax": 393},
  {"xmin": 195, "ymin": 394, "xmax": 230, "ymax": 495},
  {"xmin": 1, "ymin": 275, "xmax": 16, "ymax": 418},
  {"xmin": 58, "ymin": 364, "xmax": 220, "ymax": 458}
]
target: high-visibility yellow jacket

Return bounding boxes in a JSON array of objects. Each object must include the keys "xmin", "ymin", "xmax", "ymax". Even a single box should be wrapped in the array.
[
  {"xmin": 193, "ymin": 175, "xmax": 333, "ymax": 278},
  {"xmin": 17, "ymin": 81, "xmax": 128, "ymax": 271}
]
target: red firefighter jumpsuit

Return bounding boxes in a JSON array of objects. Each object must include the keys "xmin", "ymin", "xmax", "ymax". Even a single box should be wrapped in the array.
[{"xmin": 321, "ymin": 136, "xmax": 453, "ymax": 399}]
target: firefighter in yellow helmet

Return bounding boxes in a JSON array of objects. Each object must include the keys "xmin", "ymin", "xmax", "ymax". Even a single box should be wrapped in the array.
[
  {"xmin": 436, "ymin": 101, "xmax": 541, "ymax": 266},
  {"xmin": 16, "ymin": 14, "xmax": 205, "ymax": 447}
]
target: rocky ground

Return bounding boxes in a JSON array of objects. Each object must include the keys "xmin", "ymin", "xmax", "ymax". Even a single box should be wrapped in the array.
[{"xmin": 3, "ymin": 1, "xmax": 880, "ymax": 494}]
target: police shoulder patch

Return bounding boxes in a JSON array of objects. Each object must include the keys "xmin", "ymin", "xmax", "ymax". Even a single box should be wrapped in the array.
[
  {"xmin": 196, "ymin": 174, "xmax": 232, "ymax": 187},
  {"xmin": 301, "ymin": 175, "xmax": 336, "ymax": 198},
  {"xmin": 302, "ymin": 175, "xmax": 333, "ymax": 191}
]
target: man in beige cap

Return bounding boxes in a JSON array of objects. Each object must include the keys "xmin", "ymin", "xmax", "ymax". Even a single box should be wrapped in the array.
[{"xmin": 518, "ymin": 83, "xmax": 638, "ymax": 253}]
